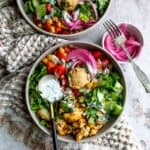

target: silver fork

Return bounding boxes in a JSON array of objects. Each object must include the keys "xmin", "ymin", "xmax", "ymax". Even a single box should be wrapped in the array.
[{"xmin": 103, "ymin": 20, "xmax": 150, "ymax": 93}]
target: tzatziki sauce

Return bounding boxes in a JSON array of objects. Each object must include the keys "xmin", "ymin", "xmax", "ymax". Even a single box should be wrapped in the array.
[{"xmin": 38, "ymin": 75, "xmax": 63, "ymax": 102}]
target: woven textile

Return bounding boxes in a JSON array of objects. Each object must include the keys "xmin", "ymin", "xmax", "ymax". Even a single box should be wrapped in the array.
[{"xmin": 0, "ymin": 1, "xmax": 140, "ymax": 150}]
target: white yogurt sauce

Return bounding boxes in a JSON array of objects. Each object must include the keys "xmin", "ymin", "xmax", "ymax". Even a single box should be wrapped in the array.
[{"xmin": 38, "ymin": 75, "xmax": 63, "ymax": 102}]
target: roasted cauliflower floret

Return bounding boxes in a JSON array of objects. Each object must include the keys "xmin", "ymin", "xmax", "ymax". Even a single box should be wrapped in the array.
[
  {"xmin": 63, "ymin": 108, "xmax": 82, "ymax": 123},
  {"xmin": 76, "ymin": 126, "xmax": 90, "ymax": 141},
  {"xmin": 89, "ymin": 125, "xmax": 103, "ymax": 136},
  {"xmin": 56, "ymin": 119, "xmax": 72, "ymax": 136},
  {"xmin": 37, "ymin": 108, "xmax": 50, "ymax": 121},
  {"xmin": 68, "ymin": 67, "xmax": 90, "ymax": 89}
]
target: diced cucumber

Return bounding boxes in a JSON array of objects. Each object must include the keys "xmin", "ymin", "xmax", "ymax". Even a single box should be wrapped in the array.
[
  {"xmin": 88, "ymin": 117, "xmax": 95, "ymax": 124},
  {"xmin": 111, "ymin": 92, "xmax": 119, "ymax": 101},
  {"xmin": 36, "ymin": 4, "xmax": 46, "ymax": 19},
  {"xmin": 105, "ymin": 101, "xmax": 116, "ymax": 113},
  {"xmin": 113, "ymin": 104, "xmax": 123, "ymax": 115},
  {"xmin": 32, "ymin": 0, "xmax": 39, "ymax": 8},
  {"xmin": 29, "ymin": 1, "xmax": 35, "ymax": 13},
  {"xmin": 105, "ymin": 101, "xmax": 122, "ymax": 115},
  {"xmin": 97, "ymin": 89, "xmax": 104, "ymax": 102},
  {"xmin": 113, "ymin": 81, "xmax": 123, "ymax": 93}
]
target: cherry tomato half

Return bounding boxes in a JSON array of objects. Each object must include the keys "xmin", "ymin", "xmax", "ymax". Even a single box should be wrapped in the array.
[
  {"xmin": 92, "ymin": 51, "xmax": 103, "ymax": 59},
  {"xmin": 54, "ymin": 64, "xmax": 66, "ymax": 77},
  {"xmin": 56, "ymin": 51, "xmax": 67, "ymax": 61},
  {"xmin": 45, "ymin": 19, "xmax": 52, "ymax": 31},
  {"xmin": 47, "ymin": 61, "xmax": 56, "ymax": 73}
]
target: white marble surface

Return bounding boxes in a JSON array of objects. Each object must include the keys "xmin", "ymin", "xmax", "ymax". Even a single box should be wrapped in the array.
[{"xmin": 0, "ymin": 0, "xmax": 150, "ymax": 150}]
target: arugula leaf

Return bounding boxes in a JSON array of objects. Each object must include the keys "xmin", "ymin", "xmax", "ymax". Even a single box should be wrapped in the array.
[
  {"xmin": 95, "ymin": 0, "xmax": 109, "ymax": 15},
  {"xmin": 53, "ymin": 6, "xmax": 62, "ymax": 18},
  {"xmin": 36, "ymin": 4, "xmax": 47, "ymax": 19}
]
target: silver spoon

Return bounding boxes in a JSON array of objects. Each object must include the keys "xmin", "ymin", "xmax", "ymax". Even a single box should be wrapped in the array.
[{"xmin": 38, "ymin": 75, "xmax": 63, "ymax": 150}]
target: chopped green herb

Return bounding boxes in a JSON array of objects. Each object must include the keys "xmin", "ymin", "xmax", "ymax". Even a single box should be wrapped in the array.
[
  {"xmin": 39, "ymin": 120, "xmax": 47, "ymax": 126},
  {"xmin": 53, "ymin": 6, "xmax": 62, "ymax": 18},
  {"xmin": 79, "ymin": 2, "xmax": 95, "ymax": 22},
  {"xmin": 29, "ymin": 63, "xmax": 49, "ymax": 111},
  {"xmin": 95, "ymin": 0, "xmax": 110, "ymax": 15}
]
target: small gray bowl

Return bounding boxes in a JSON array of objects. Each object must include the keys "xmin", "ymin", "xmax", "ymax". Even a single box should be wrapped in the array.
[
  {"xmin": 102, "ymin": 23, "xmax": 144, "ymax": 63},
  {"xmin": 26, "ymin": 41, "xmax": 126, "ymax": 143},
  {"xmin": 17, "ymin": 0, "xmax": 112, "ymax": 40}
]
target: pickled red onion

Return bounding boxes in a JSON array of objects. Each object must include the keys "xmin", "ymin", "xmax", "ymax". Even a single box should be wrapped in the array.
[
  {"xmin": 104, "ymin": 24, "xmax": 141, "ymax": 61},
  {"xmin": 67, "ymin": 48, "xmax": 98, "ymax": 76}
]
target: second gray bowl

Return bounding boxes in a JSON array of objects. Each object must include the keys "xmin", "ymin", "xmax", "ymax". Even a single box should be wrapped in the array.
[{"xmin": 17, "ymin": 0, "xmax": 112, "ymax": 40}]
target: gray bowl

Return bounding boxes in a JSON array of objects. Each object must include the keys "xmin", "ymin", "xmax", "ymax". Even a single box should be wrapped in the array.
[
  {"xmin": 26, "ymin": 41, "xmax": 126, "ymax": 143},
  {"xmin": 17, "ymin": 0, "xmax": 112, "ymax": 40}
]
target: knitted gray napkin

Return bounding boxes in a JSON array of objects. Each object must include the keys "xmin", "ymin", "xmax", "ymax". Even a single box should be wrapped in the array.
[{"xmin": 0, "ymin": 1, "xmax": 140, "ymax": 150}]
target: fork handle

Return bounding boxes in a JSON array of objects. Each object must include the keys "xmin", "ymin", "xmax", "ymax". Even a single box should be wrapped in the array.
[
  {"xmin": 131, "ymin": 62, "xmax": 150, "ymax": 93},
  {"xmin": 121, "ymin": 45, "xmax": 150, "ymax": 93}
]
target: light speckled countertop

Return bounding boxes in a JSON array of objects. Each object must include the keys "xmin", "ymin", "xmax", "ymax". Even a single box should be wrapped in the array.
[{"xmin": 0, "ymin": 0, "xmax": 150, "ymax": 150}]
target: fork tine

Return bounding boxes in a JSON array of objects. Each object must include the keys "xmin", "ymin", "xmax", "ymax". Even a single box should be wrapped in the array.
[
  {"xmin": 106, "ymin": 20, "xmax": 120, "ymax": 37},
  {"xmin": 110, "ymin": 19, "xmax": 122, "ymax": 34},
  {"xmin": 103, "ymin": 23, "xmax": 114, "ymax": 39},
  {"xmin": 103, "ymin": 22, "xmax": 116, "ymax": 39},
  {"xmin": 108, "ymin": 19, "xmax": 122, "ymax": 36}
]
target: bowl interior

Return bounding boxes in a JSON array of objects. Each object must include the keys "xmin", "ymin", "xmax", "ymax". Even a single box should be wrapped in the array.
[
  {"xmin": 26, "ymin": 41, "xmax": 126, "ymax": 143},
  {"xmin": 17, "ymin": 0, "xmax": 112, "ymax": 39}
]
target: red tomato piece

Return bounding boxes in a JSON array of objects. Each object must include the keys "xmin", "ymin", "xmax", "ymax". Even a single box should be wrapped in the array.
[
  {"xmin": 45, "ymin": 19, "xmax": 52, "ymax": 31},
  {"xmin": 47, "ymin": 61, "xmax": 56, "ymax": 73},
  {"xmin": 64, "ymin": 47, "xmax": 70, "ymax": 53},
  {"xmin": 56, "ymin": 51, "xmax": 67, "ymax": 61},
  {"xmin": 55, "ymin": 27, "xmax": 62, "ymax": 33},
  {"xmin": 92, "ymin": 51, "xmax": 103, "ymax": 59},
  {"xmin": 54, "ymin": 64, "xmax": 66, "ymax": 77},
  {"xmin": 72, "ymin": 89, "xmax": 79, "ymax": 97},
  {"xmin": 46, "ymin": 3, "xmax": 52, "ymax": 13}
]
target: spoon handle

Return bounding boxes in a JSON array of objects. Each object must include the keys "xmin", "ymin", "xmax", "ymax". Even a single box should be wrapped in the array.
[{"xmin": 50, "ymin": 103, "xmax": 59, "ymax": 150}]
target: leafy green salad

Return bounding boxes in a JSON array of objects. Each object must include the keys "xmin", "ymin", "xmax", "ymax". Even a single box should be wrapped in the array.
[{"xmin": 24, "ymin": 0, "xmax": 110, "ymax": 34}]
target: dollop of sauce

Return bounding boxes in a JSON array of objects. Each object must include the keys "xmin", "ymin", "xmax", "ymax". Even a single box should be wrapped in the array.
[{"xmin": 38, "ymin": 75, "xmax": 63, "ymax": 102}]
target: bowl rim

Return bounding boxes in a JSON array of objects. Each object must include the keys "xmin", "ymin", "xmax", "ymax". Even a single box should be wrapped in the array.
[
  {"xmin": 102, "ymin": 23, "xmax": 144, "ymax": 63},
  {"xmin": 25, "ymin": 41, "xmax": 127, "ymax": 143},
  {"xmin": 17, "ymin": 0, "xmax": 112, "ymax": 39}
]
